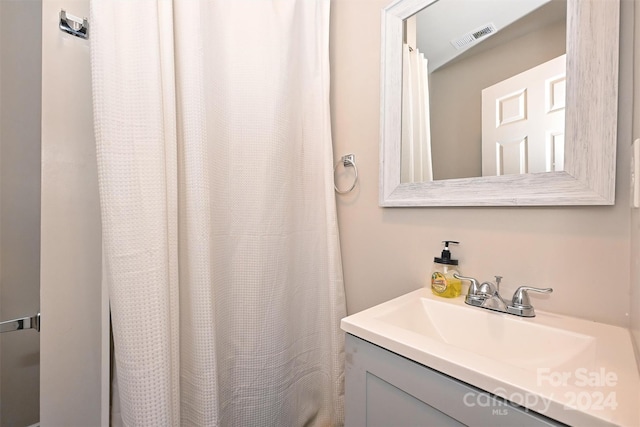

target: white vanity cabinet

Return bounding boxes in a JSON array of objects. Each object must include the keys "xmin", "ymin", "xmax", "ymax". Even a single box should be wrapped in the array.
[{"xmin": 345, "ymin": 334, "xmax": 565, "ymax": 427}]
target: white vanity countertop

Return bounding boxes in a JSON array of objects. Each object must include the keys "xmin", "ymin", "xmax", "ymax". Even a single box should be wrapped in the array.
[{"xmin": 341, "ymin": 288, "xmax": 640, "ymax": 427}]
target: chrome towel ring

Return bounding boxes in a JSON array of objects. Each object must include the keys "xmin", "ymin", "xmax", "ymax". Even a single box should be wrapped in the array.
[{"xmin": 334, "ymin": 154, "xmax": 358, "ymax": 194}]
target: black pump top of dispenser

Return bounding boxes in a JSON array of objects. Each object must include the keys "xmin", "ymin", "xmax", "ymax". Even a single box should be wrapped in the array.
[{"xmin": 434, "ymin": 240, "xmax": 459, "ymax": 265}]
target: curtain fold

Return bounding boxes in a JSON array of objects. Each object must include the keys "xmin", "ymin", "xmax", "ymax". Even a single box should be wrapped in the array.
[
  {"xmin": 91, "ymin": 1, "xmax": 346, "ymax": 426},
  {"xmin": 401, "ymin": 43, "xmax": 433, "ymax": 183}
]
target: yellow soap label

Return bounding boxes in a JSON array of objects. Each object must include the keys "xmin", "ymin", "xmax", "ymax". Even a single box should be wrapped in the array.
[{"xmin": 431, "ymin": 272, "xmax": 447, "ymax": 294}]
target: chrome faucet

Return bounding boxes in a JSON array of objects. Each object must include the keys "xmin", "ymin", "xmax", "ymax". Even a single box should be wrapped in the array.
[{"xmin": 454, "ymin": 274, "xmax": 552, "ymax": 317}]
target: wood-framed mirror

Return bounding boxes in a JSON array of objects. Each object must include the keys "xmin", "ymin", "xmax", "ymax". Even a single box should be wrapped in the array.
[{"xmin": 379, "ymin": 0, "xmax": 620, "ymax": 206}]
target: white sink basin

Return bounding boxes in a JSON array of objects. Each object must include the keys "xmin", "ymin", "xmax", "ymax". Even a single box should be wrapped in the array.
[
  {"xmin": 341, "ymin": 288, "xmax": 640, "ymax": 427},
  {"xmin": 376, "ymin": 295, "xmax": 597, "ymax": 372}
]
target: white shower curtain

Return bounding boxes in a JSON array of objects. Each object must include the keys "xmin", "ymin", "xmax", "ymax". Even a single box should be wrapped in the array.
[
  {"xmin": 90, "ymin": 1, "xmax": 346, "ymax": 426},
  {"xmin": 401, "ymin": 43, "xmax": 433, "ymax": 183}
]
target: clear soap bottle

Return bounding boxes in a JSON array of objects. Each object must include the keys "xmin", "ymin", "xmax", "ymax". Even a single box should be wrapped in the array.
[{"xmin": 430, "ymin": 240, "xmax": 462, "ymax": 298}]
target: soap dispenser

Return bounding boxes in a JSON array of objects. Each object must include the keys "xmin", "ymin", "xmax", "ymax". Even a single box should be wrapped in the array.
[{"xmin": 431, "ymin": 240, "xmax": 462, "ymax": 298}]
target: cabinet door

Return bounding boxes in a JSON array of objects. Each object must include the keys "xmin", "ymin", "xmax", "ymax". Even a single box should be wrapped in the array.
[
  {"xmin": 345, "ymin": 334, "xmax": 565, "ymax": 427},
  {"xmin": 365, "ymin": 372, "xmax": 466, "ymax": 427}
]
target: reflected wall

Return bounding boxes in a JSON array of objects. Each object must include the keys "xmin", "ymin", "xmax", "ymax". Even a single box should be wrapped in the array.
[{"xmin": 429, "ymin": 19, "xmax": 566, "ymax": 180}]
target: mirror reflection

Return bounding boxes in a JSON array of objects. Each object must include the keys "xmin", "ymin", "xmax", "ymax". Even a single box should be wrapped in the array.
[{"xmin": 401, "ymin": 0, "xmax": 567, "ymax": 183}]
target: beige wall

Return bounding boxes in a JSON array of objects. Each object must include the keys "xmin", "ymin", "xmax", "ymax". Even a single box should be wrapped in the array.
[
  {"xmin": 631, "ymin": 0, "xmax": 640, "ymax": 367},
  {"xmin": 40, "ymin": 0, "xmax": 107, "ymax": 425},
  {"xmin": 0, "ymin": 4, "xmax": 3, "ymax": 421},
  {"xmin": 330, "ymin": 0, "xmax": 633, "ymax": 328},
  {"xmin": 0, "ymin": 1, "xmax": 42, "ymax": 426}
]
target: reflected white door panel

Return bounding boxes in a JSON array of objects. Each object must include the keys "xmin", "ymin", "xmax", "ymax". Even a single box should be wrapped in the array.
[{"xmin": 482, "ymin": 54, "xmax": 566, "ymax": 176}]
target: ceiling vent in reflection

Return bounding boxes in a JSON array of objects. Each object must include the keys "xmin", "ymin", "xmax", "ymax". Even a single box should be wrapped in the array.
[{"xmin": 451, "ymin": 23, "xmax": 498, "ymax": 50}]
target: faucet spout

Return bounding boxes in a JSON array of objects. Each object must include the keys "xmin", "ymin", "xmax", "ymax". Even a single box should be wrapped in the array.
[
  {"xmin": 481, "ymin": 293, "xmax": 509, "ymax": 312},
  {"xmin": 476, "ymin": 281, "xmax": 508, "ymax": 312}
]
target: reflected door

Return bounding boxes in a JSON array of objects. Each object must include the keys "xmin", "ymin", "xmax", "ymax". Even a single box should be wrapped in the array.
[{"xmin": 481, "ymin": 54, "xmax": 566, "ymax": 176}]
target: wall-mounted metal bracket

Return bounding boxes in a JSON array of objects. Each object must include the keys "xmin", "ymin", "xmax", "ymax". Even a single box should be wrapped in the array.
[
  {"xmin": 59, "ymin": 10, "xmax": 88, "ymax": 39},
  {"xmin": 0, "ymin": 313, "xmax": 40, "ymax": 333}
]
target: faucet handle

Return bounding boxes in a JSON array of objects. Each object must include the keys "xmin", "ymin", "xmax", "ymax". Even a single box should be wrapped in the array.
[
  {"xmin": 511, "ymin": 286, "xmax": 553, "ymax": 308},
  {"xmin": 453, "ymin": 274, "xmax": 480, "ymax": 294}
]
